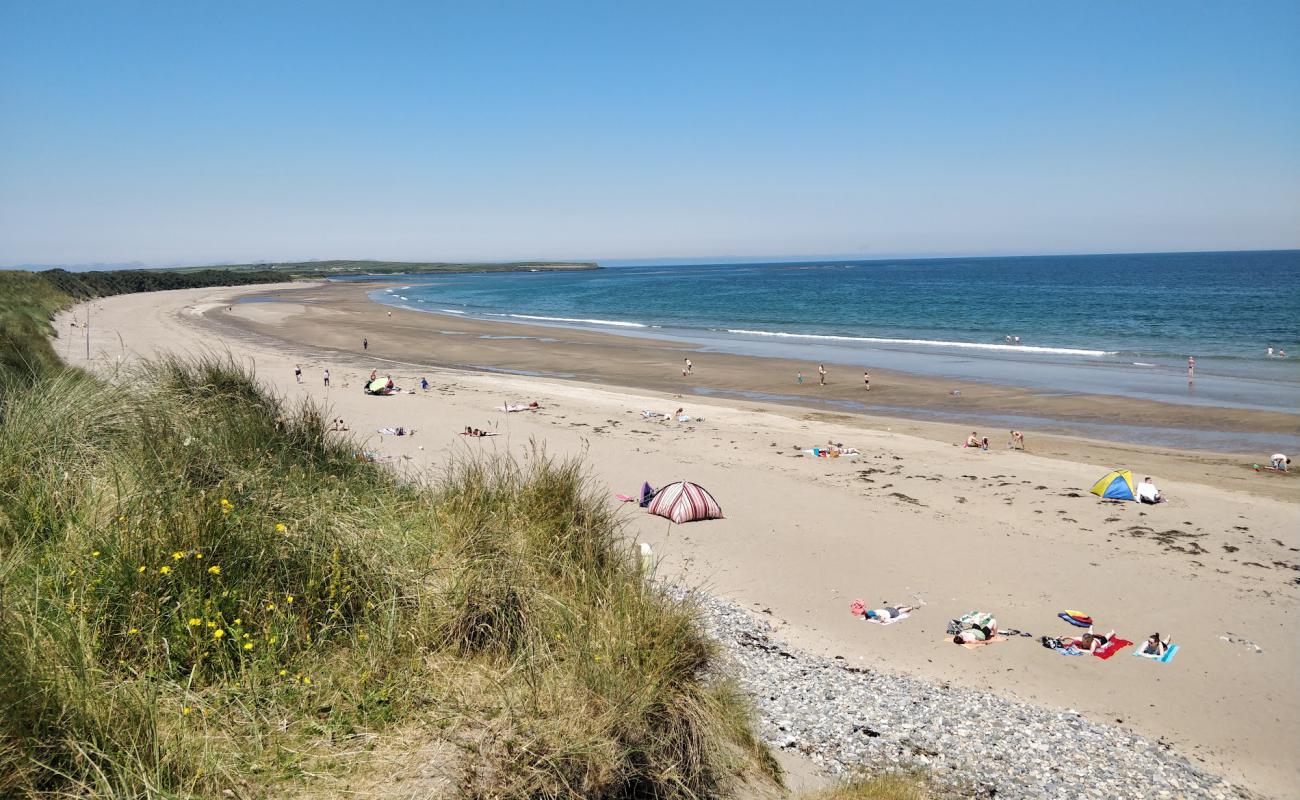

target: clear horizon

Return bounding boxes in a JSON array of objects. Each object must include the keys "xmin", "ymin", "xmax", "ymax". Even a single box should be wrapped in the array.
[{"xmin": 2, "ymin": 1, "xmax": 1298, "ymax": 265}]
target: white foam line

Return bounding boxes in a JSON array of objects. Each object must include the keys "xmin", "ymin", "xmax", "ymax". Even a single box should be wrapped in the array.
[
  {"xmin": 508, "ymin": 314, "xmax": 647, "ymax": 329},
  {"xmin": 725, "ymin": 329, "xmax": 1115, "ymax": 357},
  {"xmin": 439, "ymin": 309, "xmax": 466, "ymax": 314}
]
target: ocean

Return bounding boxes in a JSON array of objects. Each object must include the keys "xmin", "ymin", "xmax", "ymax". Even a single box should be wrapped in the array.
[{"xmin": 362, "ymin": 250, "xmax": 1300, "ymax": 415}]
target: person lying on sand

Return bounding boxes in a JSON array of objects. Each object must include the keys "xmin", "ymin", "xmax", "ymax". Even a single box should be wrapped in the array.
[
  {"xmin": 862, "ymin": 604, "xmax": 917, "ymax": 622},
  {"xmin": 1139, "ymin": 632, "xmax": 1173, "ymax": 658},
  {"xmin": 1064, "ymin": 627, "xmax": 1117, "ymax": 654},
  {"xmin": 956, "ymin": 626, "xmax": 993, "ymax": 645}
]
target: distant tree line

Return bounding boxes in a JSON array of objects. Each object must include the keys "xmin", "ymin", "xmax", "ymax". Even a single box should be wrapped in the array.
[{"xmin": 39, "ymin": 268, "xmax": 285, "ymax": 300}]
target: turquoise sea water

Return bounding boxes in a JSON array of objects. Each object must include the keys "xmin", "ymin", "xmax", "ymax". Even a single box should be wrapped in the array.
[{"xmin": 361, "ymin": 251, "xmax": 1300, "ymax": 418}]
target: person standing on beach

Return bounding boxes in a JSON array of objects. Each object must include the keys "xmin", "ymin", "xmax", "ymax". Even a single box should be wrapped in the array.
[
  {"xmin": 685, "ymin": 358, "xmax": 693, "ymax": 374},
  {"xmin": 796, "ymin": 371, "xmax": 803, "ymax": 385},
  {"xmin": 818, "ymin": 364, "xmax": 826, "ymax": 386},
  {"xmin": 863, "ymin": 370, "xmax": 870, "ymax": 390},
  {"xmin": 323, "ymin": 368, "xmax": 330, "ymax": 387},
  {"xmin": 294, "ymin": 364, "xmax": 301, "ymax": 383},
  {"xmin": 1187, "ymin": 355, "xmax": 1195, "ymax": 382},
  {"xmin": 363, "ymin": 338, "xmax": 368, "ymax": 351}
]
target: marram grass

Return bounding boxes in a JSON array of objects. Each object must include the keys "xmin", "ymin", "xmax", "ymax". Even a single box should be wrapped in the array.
[{"xmin": 0, "ymin": 353, "xmax": 776, "ymax": 798}]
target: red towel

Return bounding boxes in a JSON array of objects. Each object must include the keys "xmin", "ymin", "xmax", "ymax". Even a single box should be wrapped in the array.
[{"xmin": 1093, "ymin": 638, "xmax": 1133, "ymax": 660}]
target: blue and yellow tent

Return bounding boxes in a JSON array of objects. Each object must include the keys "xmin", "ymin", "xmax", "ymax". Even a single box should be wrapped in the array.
[{"xmin": 1090, "ymin": 469, "xmax": 1136, "ymax": 501}]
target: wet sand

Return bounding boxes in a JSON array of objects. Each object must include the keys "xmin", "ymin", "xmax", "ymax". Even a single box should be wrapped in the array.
[{"xmin": 55, "ymin": 282, "xmax": 1300, "ymax": 798}]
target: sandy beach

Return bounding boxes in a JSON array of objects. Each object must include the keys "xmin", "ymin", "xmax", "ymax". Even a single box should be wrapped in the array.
[{"xmin": 56, "ymin": 283, "xmax": 1300, "ymax": 798}]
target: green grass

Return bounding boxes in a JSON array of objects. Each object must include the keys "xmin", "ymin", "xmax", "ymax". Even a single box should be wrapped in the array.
[
  {"xmin": 0, "ymin": 322, "xmax": 775, "ymax": 796},
  {"xmin": 801, "ymin": 774, "xmax": 934, "ymax": 800}
]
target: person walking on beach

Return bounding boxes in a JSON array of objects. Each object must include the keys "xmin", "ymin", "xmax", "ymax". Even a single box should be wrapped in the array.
[
  {"xmin": 796, "ymin": 371, "xmax": 804, "ymax": 385},
  {"xmin": 323, "ymin": 368, "xmax": 330, "ymax": 387},
  {"xmin": 1010, "ymin": 430, "xmax": 1025, "ymax": 450},
  {"xmin": 1187, "ymin": 355, "xmax": 1195, "ymax": 382},
  {"xmin": 818, "ymin": 364, "xmax": 826, "ymax": 386},
  {"xmin": 686, "ymin": 358, "xmax": 693, "ymax": 373},
  {"xmin": 363, "ymin": 337, "xmax": 369, "ymax": 351},
  {"xmin": 294, "ymin": 364, "xmax": 301, "ymax": 383},
  {"xmin": 863, "ymin": 370, "xmax": 870, "ymax": 391}
]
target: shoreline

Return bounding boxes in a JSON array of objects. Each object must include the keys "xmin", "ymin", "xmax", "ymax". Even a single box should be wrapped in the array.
[
  {"xmin": 54, "ymin": 283, "xmax": 1300, "ymax": 798},
  {"xmin": 217, "ymin": 280, "xmax": 1298, "ymax": 497}
]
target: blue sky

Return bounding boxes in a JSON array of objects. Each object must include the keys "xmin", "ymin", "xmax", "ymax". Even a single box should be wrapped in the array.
[{"xmin": 2, "ymin": 1, "xmax": 1298, "ymax": 266}]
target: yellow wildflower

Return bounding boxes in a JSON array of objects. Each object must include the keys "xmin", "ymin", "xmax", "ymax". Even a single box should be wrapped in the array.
[
  {"xmin": 206, "ymin": 621, "xmax": 216, "ymax": 628},
  {"xmin": 91, "ymin": 551, "xmax": 101, "ymax": 557},
  {"xmin": 137, "ymin": 566, "xmax": 146, "ymax": 573},
  {"xmin": 172, "ymin": 551, "xmax": 184, "ymax": 560},
  {"xmin": 188, "ymin": 618, "xmax": 201, "ymax": 627},
  {"xmin": 128, "ymin": 628, "xmax": 139, "ymax": 635},
  {"xmin": 243, "ymin": 642, "xmax": 254, "ymax": 650},
  {"xmin": 285, "ymin": 595, "xmax": 294, "ymax": 604},
  {"xmin": 268, "ymin": 635, "xmax": 277, "ymax": 644},
  {"xmin": 213, "ymin": 629, "xmax": 225, "ymax": 639},
  {"xmin": 207, "ymin": 565, "xmax": 220, "ymax": 575},
  {"xmin": 275, "ymin": 523, "xmax": 286, "ymax": 533},
  {"xmin": 233, "ymin": 618, "xmax": 242, "ymax": 625},
  {"xmin": 159, "ymin": 566, "xmax": 171, "ymax": 575},
  {"xmin": 182, "ymin": 706, "xmax": 192, "ymax": 715},
  {"xmin": 194, "ymin": 553, "xmax": 203, "ymax": 559},
  {"xmin": 265, "ymin": 603, "xmax": 276, "ymax": 611},
  {"xmin": 302, "ymin": 677, "xmax": 312, "ymax": 685},
  {"xmin": 278, "ymin": 669, "xmax": 287, "ymax": 676}
]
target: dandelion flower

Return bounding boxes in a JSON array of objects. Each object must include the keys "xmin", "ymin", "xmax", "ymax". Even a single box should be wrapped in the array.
[
  {"xmin": 268, "ymin": 635, "xmax": 277, "ymax": 644},
  {"xmin": 275, "ymin": 523, "xmax": 286, "ymax": 533},
  {"xmin": 302, "ymin": 677, "xmax": 312, "ymax": 685},
  {"xmin": 159, "ymin": 566, "xmax": 171, "ymax": 575},
  {"xmin": 92, "ymin": 550, "xmax": 101, "ymax": 557},
  {"xmin": 278, "ymin": 669, "xmax": 287, "ymax": 676},
  {"xmin": 172, "ymin": 551, "xmax": 184, "ymax": 560},
  {"xmin": 188, "ymin": 618, "xmax": 201, "ymax": 627},
  {"xmin": 137, "ymin": 566, "xmax": 146, "ymax": 573},
  {"xmin": 285, "ymin": 595, "xmax": 294, "ymax": 604},
  {"xmin": 194, "ymin": 553, "xmax": 203, "ymax": 559},
  {"xmin": 207, "ymin": 565, "xmax": 221, "ymax": 575},
  {"xmin": 213, "ymin": 629, "xmax": 225, "ymax": 639},
  {"xmin": 243, "ymin": 642, "xmax": 254, "ymax": 650},
  {"xmin": 128, "ymin": 628, "xmax": 139, "ymax": 635},
  {"xmin": 206, "ymin": 621, "xmax": 216, "ymax": 627},
  {"xmin": 265, "ymin": 603, "xmax": 276, "ymax": 611},
  {"xmin": 233, "ymin": 618, "xmax": 242, "ymax": 625},
  {"xmin": 183, "ymin": 706, "xmax": 192, "ymax": 715}
]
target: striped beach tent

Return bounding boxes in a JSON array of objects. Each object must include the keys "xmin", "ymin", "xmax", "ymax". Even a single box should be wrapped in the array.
[{"xmin": 646, "ymin": 481, "xmax": 723, "ymax": 524}]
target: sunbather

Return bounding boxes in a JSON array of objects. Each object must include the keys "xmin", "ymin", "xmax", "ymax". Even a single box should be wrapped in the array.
[
  {"xmin": 1139, "ymin": 632, "xmax": 1172, "ymax": 658},
  {"xmin": 1065, "ymin": 627, "xmax": 1116, "ymax": 654},
  {"xmin": 863, "ymin": 604, "xmax": 916, "ymax": 622},
  {"xmin": 954, "ymin": 625, "xmax": 996, "ymax": 644}
]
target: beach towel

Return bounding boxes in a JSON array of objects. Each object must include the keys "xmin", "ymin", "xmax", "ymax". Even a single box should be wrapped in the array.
[
  {"xmin": 615, "ymin": 493, "xmax": 636, "ymax": 503},
  {"xmin": 1092, "ymin": 638, "xmax": 1133, "ymax": 660},
  {"xmin": 1133, "ymin": 644, "xmax": 1180, "ymax": 663},
  {"xmin": 952, "ymin": 634, "xmax": 1008, "ymax": 650},
  {"xmin": 642, "ymin": 410, "xmax": 663, "ymax": 418},
  {"xmin": 865, "ymin": 611, "xmax": 909, "ymax": 626},
  {"xmin": 377, "ymin": 427, "xmax": 412, "ymax": 436},
  {"xmin": 1058, "ymin": 611, "xmax": 1093, "ymax": 628}
]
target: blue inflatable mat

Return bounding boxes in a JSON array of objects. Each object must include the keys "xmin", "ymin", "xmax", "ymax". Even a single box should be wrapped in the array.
[{"xmin": 1133, "ymin": 644, "xmax": 1179, "ymax": 663}]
